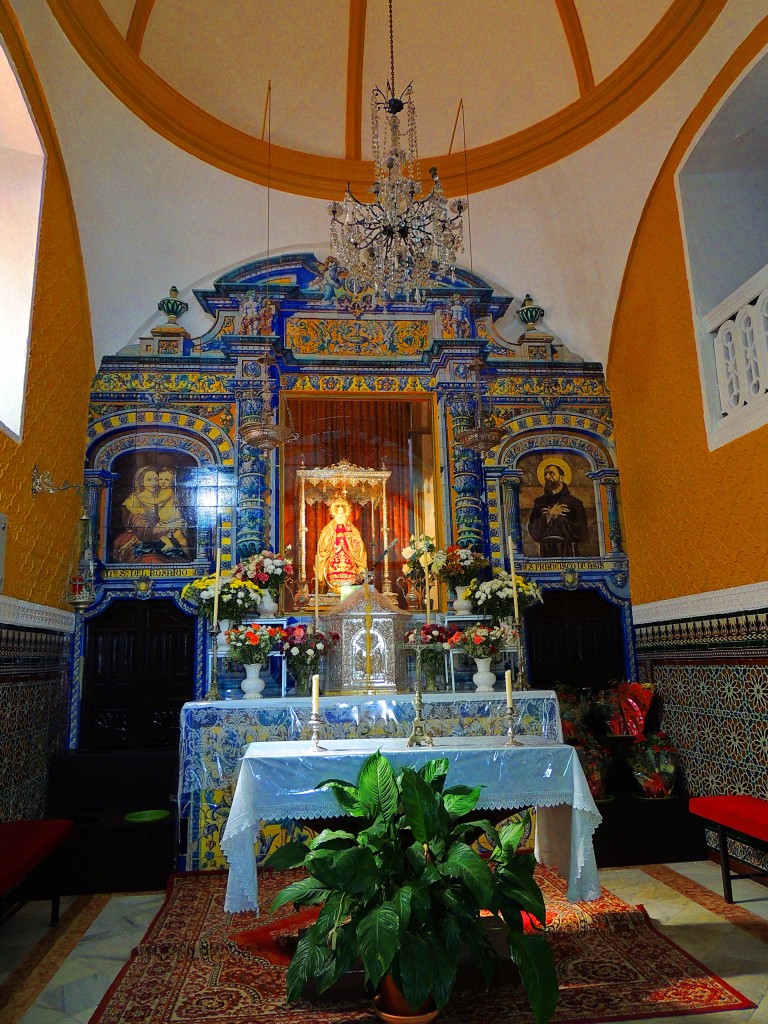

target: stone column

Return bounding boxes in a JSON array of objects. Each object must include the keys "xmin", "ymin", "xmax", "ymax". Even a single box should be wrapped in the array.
[
  {"xmin": 590, "ymin": 469, "xmax": 623, "ymax": 554},
  {"xmin": 503, "ymin": 471, "xmax": 524, "ymax": 555},
  {"xmin": 236, "ymin": 396, "xmax": 271, "ymax": 559},
  {"xmin": 447, "ymin": 397, "xmax": 484, "ymax": 550}
]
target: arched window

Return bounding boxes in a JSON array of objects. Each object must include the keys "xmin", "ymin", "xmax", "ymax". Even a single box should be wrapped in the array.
[{"xmin": 0, "ymin": 41, "xmax": 45, "ymax": 440}]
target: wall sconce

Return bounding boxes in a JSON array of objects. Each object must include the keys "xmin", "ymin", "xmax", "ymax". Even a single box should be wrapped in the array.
[{"xmin": 31, "ymin": 464, "xmax": 99, "ymax": 610}]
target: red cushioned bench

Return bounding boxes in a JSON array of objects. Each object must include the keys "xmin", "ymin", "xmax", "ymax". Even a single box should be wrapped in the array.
[
  {"xmin": 0, "ymin": 819, "xmax": 74, "ymax": 926},
  {"xmin": 689, "ymin": 796, "xmax": 768, "ymax": 903}
]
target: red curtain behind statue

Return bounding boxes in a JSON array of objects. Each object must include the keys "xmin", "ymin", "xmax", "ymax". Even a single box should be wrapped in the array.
[{"xmin": 282, "ymin": 397, "xmax": 418, "ymax": 600}]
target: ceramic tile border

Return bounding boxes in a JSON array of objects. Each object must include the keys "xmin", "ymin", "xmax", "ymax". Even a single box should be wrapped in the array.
[{"xmin": 0, "ymin": 596, "xmax": 75, "ymax": 634}]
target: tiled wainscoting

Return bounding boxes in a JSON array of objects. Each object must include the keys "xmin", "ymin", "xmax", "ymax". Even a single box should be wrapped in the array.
[
  {"xmin": 635, "ymin": 610, "xmax": 768, "ymax": 871},
  {"xmin": 0, "ymin": 599, "xmax": 74, "ymax": 820}
]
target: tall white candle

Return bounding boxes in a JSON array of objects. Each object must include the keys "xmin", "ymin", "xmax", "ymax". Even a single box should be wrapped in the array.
[
  {"xmin": 507, "ymin": 534, "xmax": 520, "ymax": 621},
  {"xmin": 312, "ymin": 673, "xmax": 320, "ymax": 715},
  {"xmin": 505, "ymin": 668, "xmax": 514, "ymax": 707},
  {"xmin": 314, "ymin": 555, "xmax": 319, "ymax": 632},
  {"xmin": 212, "ymin": 545, "xmax": 222, "ymax": 629},
  {"xmin": 424, "ymin": 560, "xmax": 431, "ymax": 625}
]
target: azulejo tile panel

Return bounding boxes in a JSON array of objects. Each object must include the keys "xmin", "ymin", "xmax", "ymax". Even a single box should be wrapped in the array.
[{"xmin": 637, "ymin": 611, "xmax": 768, "ymax": 871}]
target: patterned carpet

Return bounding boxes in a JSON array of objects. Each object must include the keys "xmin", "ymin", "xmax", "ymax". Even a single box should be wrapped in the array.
[{"xmin": 89, "ymin": 868, "xmax": 754, "ymax": 1024}]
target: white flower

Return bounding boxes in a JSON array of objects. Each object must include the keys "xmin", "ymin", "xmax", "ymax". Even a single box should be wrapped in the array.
[
  {"xmin": 307, "ymin": 650, "xmax": 315, "ymax": 659},
  {"xmin": 317, "ymin": 642, "xmax": 325, "ymax": 651},
  {"xmin": 402, "ymin": 546, "xmax": 414, "ymax": 560},
  {"xmin": 291, "ymin": 646, "xmax": 300, "ymax": 656}
]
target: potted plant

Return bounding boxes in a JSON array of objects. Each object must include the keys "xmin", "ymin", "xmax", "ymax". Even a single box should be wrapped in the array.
[
  {"xmin": 432, "ymin": 544, "xmax": 489, "ymax": 614},
  {"xmin": 467, "ymin": 570, "xmax": 542, "ymax": 624},
  {"xmin": 404, "ymin": 623, "xmax": 455, "ymax": 691},
  {"xmin": 226, "ymin": 623, "xmax": 282, "ymax": 699},
  {"xmin": 266, "ymin": 751, "xmax": 558, "ymax": 1022},
  {"xmin": 448, "ymin": 623, "xmax": 515, "ymax": 691},
  {"xmin": 280, "ymin": 623, "xmax": 340, "ymax": 696}
]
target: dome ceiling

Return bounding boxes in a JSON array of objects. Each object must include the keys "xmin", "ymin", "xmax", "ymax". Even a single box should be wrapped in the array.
[{"xmin": 49, "ymin": 0, "xmax": 724, "ymax": 198}]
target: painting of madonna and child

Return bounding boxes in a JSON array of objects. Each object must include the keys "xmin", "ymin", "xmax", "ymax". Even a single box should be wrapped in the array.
[
  {"xmin": 517, "ymin": 452, "xmax": 601, "ymax": 560},
  {"xmin": 109, "ymin": 454, "xmax": 198, "ymax": 563}
]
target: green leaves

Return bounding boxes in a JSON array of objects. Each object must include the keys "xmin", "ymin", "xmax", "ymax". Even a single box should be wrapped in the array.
[
  {"xmin": 439, "ymin": 841, "xmax": 495, "ymax": 908},
  {"xmin": 357, "ymin": 752, "xmax": 399, "ymax": 820},
  {"xmin": 305, "ymin": 844, "xmax": 380, "ymax": 894},
  {"xmin": 400, "ymin": 768, "xmax": 441, "ymax": 844},
  {"xmin": 442, "ymin": 784, "xmax": 482, "ymax": 818},
  {"xmin": 508, "ymin": 930, "xmax": 560, "ymax": 1024},
  {"xmin": 264, "ymin": 840, "xmax": 308, "ymax": 871},
  {"xmin": 269, "ymin": 876, "xmax": 329, "ymax": 913},
  {"xmin": 394, "ymin": 932, "xmax": 433, "ymax": 1010},
  {"xmin": 357, "ymin": 903, "xmax": 400, "ymax": 987}
]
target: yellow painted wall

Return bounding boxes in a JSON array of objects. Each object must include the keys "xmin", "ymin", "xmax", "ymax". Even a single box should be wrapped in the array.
[
  {"xmin": 0, "ymin": 2, "xmax": 94, "ymax": 608},
  {"xmin": 608, "ymin": 18, "xmax": 768, "ymax": 606}
]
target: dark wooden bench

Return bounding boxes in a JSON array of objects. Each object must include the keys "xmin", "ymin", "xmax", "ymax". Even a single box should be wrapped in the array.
[
  {"xmin": 0, "ymin": 819, "xmax": 74, "ymax": 926},
  {"xmin": 689, "ymin": 795, "xmax": 768, "ymax": 902}
]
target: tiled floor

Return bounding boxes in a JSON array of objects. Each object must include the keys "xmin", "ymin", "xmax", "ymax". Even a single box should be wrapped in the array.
[{"xmin": 1, "ymin": 861, "xmax": 767, "ymax": 1024}]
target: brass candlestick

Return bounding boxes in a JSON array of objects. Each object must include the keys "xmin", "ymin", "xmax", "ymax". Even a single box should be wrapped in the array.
[
  {"xmin": 206, "ymin": 625, "xmax": 221, "ymax": 702},
  {"xmin": 308, "ymin": 709, "xmax": 327, "ymax": 751},
  {"xmin": 505, "ymin": 704, "xmax": 523, "ymax": 746},
  {"xmin": 407, "ymin": 648, "xmax": 433, "ymax": 747}
]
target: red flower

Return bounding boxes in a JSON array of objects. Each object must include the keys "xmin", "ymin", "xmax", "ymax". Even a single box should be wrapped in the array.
[{"xmin": 472, "ymin": 635, "xmax": 483, "ymax": 645}]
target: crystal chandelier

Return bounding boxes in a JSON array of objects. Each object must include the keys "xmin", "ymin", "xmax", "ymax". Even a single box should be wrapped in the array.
[
  {"xmin": 328, "ymin": 0, "xmax": 465, "ymax": 300},
  {"xmin": 239, "ymin": 360, "xmax": 298, "ymax": 452},
  {"xmin": 454, "ymin": 360, "xmax": 506, "ymax": 455}
]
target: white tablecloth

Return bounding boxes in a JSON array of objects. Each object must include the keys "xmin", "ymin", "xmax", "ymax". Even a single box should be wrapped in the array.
[{"xmin": 221, "ymin": 735, "xmax": 602, "ymax": 912}]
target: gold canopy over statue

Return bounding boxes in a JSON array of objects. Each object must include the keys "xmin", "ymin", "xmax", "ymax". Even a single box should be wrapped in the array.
[{"xmin": 295, "ymin": 459, "xmax": 393, "ymax": 600}]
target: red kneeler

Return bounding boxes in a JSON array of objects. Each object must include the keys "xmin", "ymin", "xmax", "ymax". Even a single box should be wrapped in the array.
[{"xmin": 689, "ymin": 795, "xmax": 768, "ymax": 903}]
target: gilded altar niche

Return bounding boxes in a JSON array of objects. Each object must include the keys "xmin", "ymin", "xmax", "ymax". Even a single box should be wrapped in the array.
[{"xmin": 281, "ymin": 394, "xmax": 438, "ymax": 612}]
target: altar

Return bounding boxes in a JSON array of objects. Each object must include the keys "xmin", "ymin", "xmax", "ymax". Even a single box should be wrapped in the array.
[
  {"xmin": 221, "ymin": 735, "xmax": 602, "ymax": 910},
  {"xmin": 178, "ymin": 690, "xmax": 562, "ymax": 870}
]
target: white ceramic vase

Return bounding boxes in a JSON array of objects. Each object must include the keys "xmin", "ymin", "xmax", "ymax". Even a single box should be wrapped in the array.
[
  {"xmin": 241, "ymin": 661, "xmax": 266, "ymax": 699},
  {"xmin": 472, "ymin": 657, "xmax": 496, "ymax": 692},
  {"xmin": 259, "ymin": 590, "xmax": 279, "ymax": 616},
  {"xmin": 452, "ymin": 586, "xmax": 473, "ymax": 615},
  {"xmin": 217, "ymin": 618, "xmax": 231, "ymax": 648}
]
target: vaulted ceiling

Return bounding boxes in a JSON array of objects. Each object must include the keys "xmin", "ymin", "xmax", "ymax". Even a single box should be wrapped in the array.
[{"xmin": 8, "ymin": 1, "xmax": 764, "ymax": 365}]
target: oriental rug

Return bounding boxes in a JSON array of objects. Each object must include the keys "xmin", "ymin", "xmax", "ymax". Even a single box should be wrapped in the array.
[{"xmin": 90, "ymin": 868, "xmax": 754, "ymax": 1024}]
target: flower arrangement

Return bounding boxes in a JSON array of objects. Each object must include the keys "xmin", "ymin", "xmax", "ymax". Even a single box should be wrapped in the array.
[
  {"xmin": 631, "ymin": 731, "xmax": 677, "ymax": 798},
  {"xmin": 468, "ymin": 570, "xmax": 542, "ymax": 622},
  {"xmin": 225, "ymin": 623, "xmax": 282, "ymax": 665},
  {"xmin": 233, "ymin": 549, "xmax": 294, "ymax": 596},
  {"xmin": 280, "ymin": 624, "xmax": 340, "ymax": 694},
  {"xmin": 449, "ymin": 623, "xmax": 515, "ymax": 660},
  {"xmin": 595, "ymin": 682, "xmax": 655, "ymax": 737},
  {"xmin": 404, "ymin": 623, "xmax": 454, "ymax": 688},
  {"xmin": 400, "ymin": 534, "xmax": 436, "ymax": 583},
  {"xmin": 432, "ymin": 544, "xmax": 489, "ymax": 588},
  {"xmin": 181, "ymin": 573, "xmax": 263, "ymax": 624}
]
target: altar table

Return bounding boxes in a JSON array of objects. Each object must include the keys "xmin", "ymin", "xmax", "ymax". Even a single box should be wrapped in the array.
[
  {"xmin": 179, "ymin": 691, "xmax": 562, "ymax": 870},
  {"xmin": 221, "ymin": 735, "xmax": 601, "ymax": 911}
]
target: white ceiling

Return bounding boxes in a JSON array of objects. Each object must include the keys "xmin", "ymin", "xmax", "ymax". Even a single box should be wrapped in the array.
[{"xmin": 8, "ymin": 0, "xmax": 767, "ymax": 367}]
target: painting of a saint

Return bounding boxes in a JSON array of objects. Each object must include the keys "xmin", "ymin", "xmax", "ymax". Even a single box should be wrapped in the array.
[
  {"xmin": 109, "ymin": 454, "xmax": 197, "ymax": 563},
  {"xmin": 517, "ymin": 453, "xmax": 599, "ymax": 559}
]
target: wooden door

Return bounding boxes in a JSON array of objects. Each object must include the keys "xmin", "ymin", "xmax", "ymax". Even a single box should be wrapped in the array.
[
  {"xmin": 524, "ymin": 589, "xmax": 626, "ymax": 690},
  {"xmin": 81, "ymin": 599, "xmax": 195, "ymax": 749}
]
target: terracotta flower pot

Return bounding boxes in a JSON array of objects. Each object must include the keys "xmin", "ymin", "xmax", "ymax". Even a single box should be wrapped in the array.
[{"xmin": 376, "ymin": 973, "xmax": 438, "ymax": 1021}]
